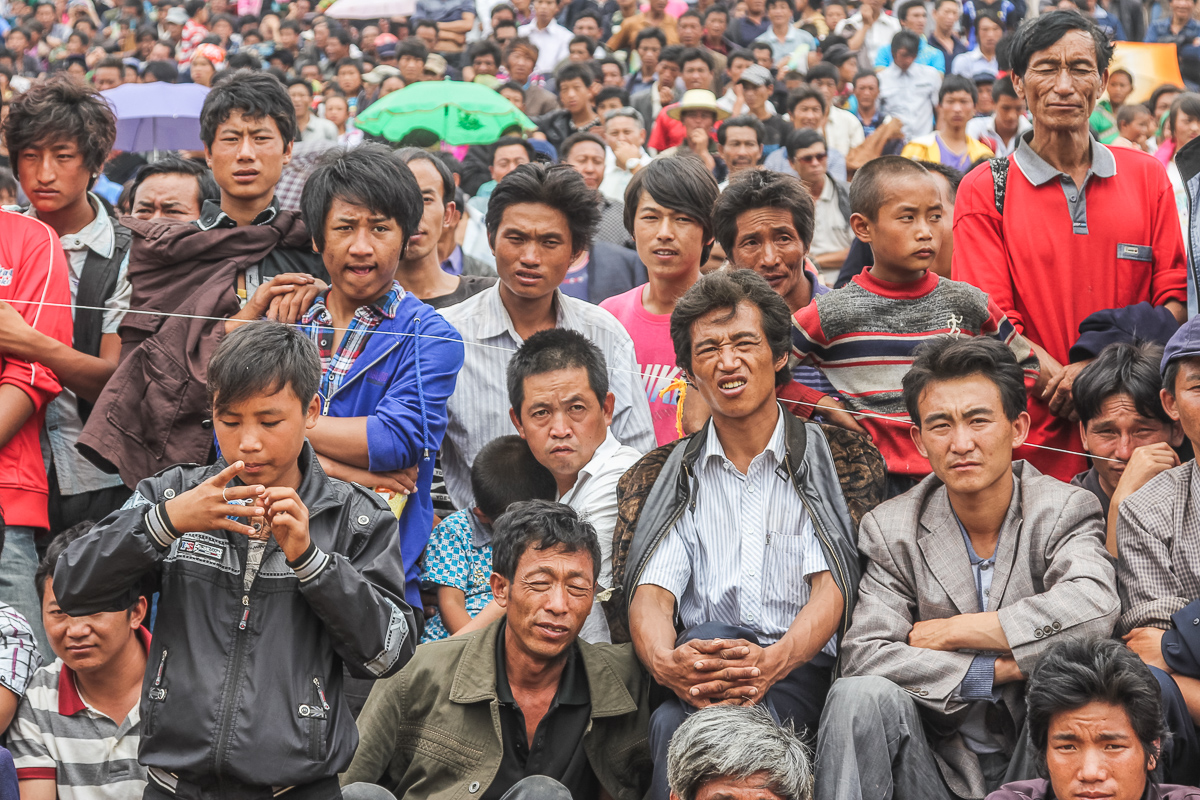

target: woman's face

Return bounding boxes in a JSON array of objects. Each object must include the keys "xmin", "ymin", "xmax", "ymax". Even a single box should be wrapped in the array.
[
  {"xmin": 1175, "ymin": 109, "xmax": 1200, "ymax": 149},
  {"xmin": 190, "ymin": 55, "xmax": 215, "ymax": 86},
  {"xmin": 1156, "ymin": 91, "xmax": 1180, "ymax": 120},
  {"xmin": 1107, "ymin": 72, "xmax": 1132, "ymax": 107},
  {"xmin": 325, "ymin": 97, "xmax": 349, "ymax": 126}
]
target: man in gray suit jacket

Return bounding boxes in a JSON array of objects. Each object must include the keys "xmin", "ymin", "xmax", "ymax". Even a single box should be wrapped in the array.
[{"xmin": 815, "ymin": 336, "xmax": 1119, "ymax": 800}]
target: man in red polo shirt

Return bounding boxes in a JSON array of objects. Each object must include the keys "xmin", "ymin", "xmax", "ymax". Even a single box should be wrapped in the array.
[{"xmin": 953, "ymin": 10, "xmax": 1186, "ymax": 481}]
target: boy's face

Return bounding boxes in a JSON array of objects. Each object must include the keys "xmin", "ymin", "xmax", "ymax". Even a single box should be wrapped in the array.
[
  {"xmin": 43, "ymin": 578, "xmax": 147, "ymax": 675},
  {"xmin": 213, "ymin": 385, "xmax": 320, "ymax": 488},
  {"xmin": 852, "ymin": 172, "xmax": 943, "ymax": 281},
  {"xmin": 337, "ymin": 64, "xmax": 362, "ymax": 93},
  {"xmin": 633, "ymin": 189, "xmax": 709, "ymax": 287},
  {"xmin": 17, "ymin": 137, "xmax": 92, "ymax": 216},
  {"xmin": 320, "ymin": 197, "xmax": 405, "ymax": 305},
  {"xmin": 205, "ymin": 110, "xmax": 292, "ymax": 206},
  {"xmin": 558, "ymin": 76, "xmax": 592, "ymax": 113},
  {"xmin": 403, "ymin": 158, "xmax": 451, "ymax": 264},
  {"xmin": 939, "ymin": 89, "xmax": 975, "ymax": 130},
  {"xmin": 500, "ymin": 87, "xmax": 525, "ymax": 110}
]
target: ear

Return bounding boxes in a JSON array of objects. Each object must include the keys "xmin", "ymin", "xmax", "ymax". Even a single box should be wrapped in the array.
[
  {"xmin": 509, "ymin": 406, "xmax": 526, "ymax": 438},
  {"xmin": 1011, "ymin": 410, "xmax": 1031, "ymax": 449},
  {"xmin": 1012, "ymin": 73, "xmax": 1027, "ymax": 104},
  {"xmin": 490, "ymin": 572, "xmax": 510, "ymax": 608},
  {"xmin": 1078, "ymin": 420, "xmax": 1088, "ymax": 452},
  {"xmin": 1169, "ymin": 418, "xmax": 1186, "ymax": 448},
  {"xmin": 773, "ymin": 349, "xmax": 788, "ymax": 374},
  {"xmin": 849, "ymin": 211, "xmax": 873, "ymax": 243},
  {"xmin": 306, "ymin": 393, "xmax": 321, "ymax": 429},
  {"xmin": 204, "ymin": 143, "xmax": 214, "ymax": 169},
  {"xmin": 442, "ymin": 200, "xmax": 456, "ymax": 230},
  {"xmin": 1161, "ymin": 387, "xmax": 1181, "ymax": 422},
  {"xmin": 603, "ymin": 391, "xmax": 615, "ymax": 427},
  {"xmin": 311, "ymin": 236, "xmax": 320, "ymax": 254},
  {"xmin": 129, "ymin": 594, "xmax": 149, "ymax": 628},
  {"xmin": 909, "ymin": 424, "xmax": 929, "ymax": 458},
  {"xmin": 281, "ymin": 138, "xmax": 293, "ymax": 167}
]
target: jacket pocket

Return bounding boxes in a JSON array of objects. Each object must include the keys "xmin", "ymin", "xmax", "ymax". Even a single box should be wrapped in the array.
[
  {"xmin": 145, "ymin": 647, "xmax": 169, "ymax": 736},
  {"xmin": 300, "ymin": 675, "xmax": 330, "ymax": 762},
  {"xmin": 106, "ymin": 340, "xmax": 192, "ymax": 459}
]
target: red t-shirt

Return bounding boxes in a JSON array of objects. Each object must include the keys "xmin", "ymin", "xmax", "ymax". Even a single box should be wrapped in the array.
[
  {"xmin": 600, "ymin": 285, "xmax": 683, "ymax": 446},
  {"xmin": 953, "ymin": 143, "xmax": 1186, "ymax": 480}
]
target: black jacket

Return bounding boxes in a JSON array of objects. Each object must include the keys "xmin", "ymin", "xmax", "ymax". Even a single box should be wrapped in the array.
[{"xmin": 53, "ymin": 444, "xmax": 417, "ymax": 790}]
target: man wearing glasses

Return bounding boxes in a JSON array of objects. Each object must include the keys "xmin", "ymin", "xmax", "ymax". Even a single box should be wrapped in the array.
[{"xmin": 787, "ymin": 128, "xmax": 852, "ymax": 271}]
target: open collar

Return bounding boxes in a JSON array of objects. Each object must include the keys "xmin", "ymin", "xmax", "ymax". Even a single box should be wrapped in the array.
[{"xmin": 1013, "ymin": 130, "xmax": 1116, "ymax": 187}]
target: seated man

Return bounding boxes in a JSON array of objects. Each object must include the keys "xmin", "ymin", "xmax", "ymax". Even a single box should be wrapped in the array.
[
  {"xmin": 816, "ymin": 336, "xmax": 1120, "ymax": 800},
  {"xmin": 11, "ymin": 522, "xmax": 149, "ymax": 799},
  {"xmin": 667, "ymin": 706, "xmax": 814, "ymax": 800},
  {"xmin": 987, "ymin": 638, "xmax": 1194, "ymax": 800},
  {"xmin": 441, "ymin": 163, "xmax": 654, "ymax": 512},
  {"xmin": 78, "ymin": 71, "xmax": 330, "ymax": 486},
  {"xmin": 1072, "ymin": 342, "xmax": 1182, "ymax": 555},
  {"xmin": 509, "ymin": 329, "xmax": 643, "ymax": 642},
  {"xmin": 343, "ymin": 501, "xmax": 653, "ymax": 800},
  {"xmin": 1117, "ymin": 316, "xmax": 1200, "ymax": 785},
  {"xmin": 621, "ymin": 270, "xmax": 868, "ymax": 800}
]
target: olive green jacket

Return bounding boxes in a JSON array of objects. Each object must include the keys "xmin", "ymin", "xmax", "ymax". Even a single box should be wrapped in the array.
[{"xmin": 342, "ymin": 619, "xmax": 653, "ymax": 800}]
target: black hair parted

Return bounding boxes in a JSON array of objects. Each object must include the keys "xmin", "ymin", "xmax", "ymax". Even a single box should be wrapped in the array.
[
  {"xmin": 902, "ymin": 335, "xmax": 1028, "ymax": 428},
  {"xmin": 206, "ymin": 320, "xmax": 321, "ymax": 415},
  {"xmin": 491, "ymin": 500, "xmax": 602, "ymax": 582},
  {"xmin": 507, "ymin": 328, "xmax": 610, "ymax": 414},
  {"xmin": 713, "ymin": 168, "xmax": 815, "ymax": 254},
  {"xmin": 1074, "ymin": 341, "xmax": 1171, "ymax": 427},
  {"xmin": 486, "ymin": 162, "xmax": 601, "ymax": 255},
  {"xmin": 301, "ymin": 142, "xmax": 424, "ymax": 253},
  {"xmin": 470, "ymin": 436, "xmax": 558, "ymax": 520},
  {"xmin": 200, "ymin": 69, "xmax": 295, "ymax": 148},
  {"xmin": 623, "ymin": 153, "xmax": 719, "ymax": 264},
  {"xmin": 2, "ymin": 73, "xmax": 116, "ymax": 178},
  {"xmin": 1009, "ymin": 9, "xmax": 1112, "ymax": 78}
]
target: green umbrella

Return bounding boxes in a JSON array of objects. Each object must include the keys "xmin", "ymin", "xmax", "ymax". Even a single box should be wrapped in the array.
[{"xmin": 356, "ymin": 80, "xmax": 537, "ymax": 145}]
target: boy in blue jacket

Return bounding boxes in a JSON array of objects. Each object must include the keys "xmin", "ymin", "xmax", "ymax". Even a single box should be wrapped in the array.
[{"xmin": 290, "ymin": 143, "xmax": 465, "ymax": 616}]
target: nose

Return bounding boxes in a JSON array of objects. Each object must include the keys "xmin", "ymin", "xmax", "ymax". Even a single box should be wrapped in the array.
[
  {"xmin": 519, "ymin": 240, "xmax": 542, "ymax": 266},
  {"xmin": 65, "ymin": 616, "xmax": 93, "ymax": 640},
  {"xmin": 716, "ymin": 343, "xmax": 740, "ymax": 372},
  {"xmin": 239, "ymin": 428, "xmax": 263, "ymax": 454},
  {"xmin": 949, "ymin": 423, "xmax": 975, "ymax": 455},
  {"xmin": 236, "ymin": 134, "xmax": 255, "ymax": 161},
  {"xmin": 1113, "ymin": 433, "xmax": 1137, "ymax": 462},
  {"xmin": 760, "ymin": 239, "xmax": 781, "ymax": 267},
  {"xmin": 543, "ymin": 583, "xmax": 570, "ymax": 615},
  {"xmin": 915, "ymin": 214, "xmax": 934, "ymax": 242},
  {"xmin": 1052, "ymin": 66, "xmax": 1075, "ymax": 94},
  {"xmin": 36, "ymin": 151, "xmax": 56, "ymax": 185},
  {"xmin": 349, "ymin": 225, "xmax": 373, "ymax": 257},
  {"xmin": 1077, "ymin": 747, "xmax": 1108, "ymax": 782},
  {"xmin": 549, "ymin": 410, "xmax": 572, "ymax": 439},
  {"xmin": 655, "ymin": 216, "xmax": 676, "ymax": 242}
]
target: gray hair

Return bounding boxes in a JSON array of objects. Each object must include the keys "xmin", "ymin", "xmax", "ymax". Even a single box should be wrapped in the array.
[
  {"xmin": 604, "ymin": 105, "xmax": 645, "ymax": 130},
  {"xmin": 667, "ymin": 706, "xmax": 814, "ymax": 800}
]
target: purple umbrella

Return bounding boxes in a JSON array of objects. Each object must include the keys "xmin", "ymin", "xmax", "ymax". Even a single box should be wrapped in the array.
[{"xmin": 101, "ymin": 83, "xmax": 210, "ymax": 152}]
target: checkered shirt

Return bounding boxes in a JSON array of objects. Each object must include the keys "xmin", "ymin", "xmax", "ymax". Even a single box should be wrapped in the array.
[{"xmin": 298, "ymin": 281, "xmax": 404, "ymax": 403}]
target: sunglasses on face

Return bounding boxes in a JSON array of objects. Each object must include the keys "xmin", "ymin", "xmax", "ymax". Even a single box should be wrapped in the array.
[{"xmin": 795, "ymin": 152, "xmax": 827, "ymax": 164}]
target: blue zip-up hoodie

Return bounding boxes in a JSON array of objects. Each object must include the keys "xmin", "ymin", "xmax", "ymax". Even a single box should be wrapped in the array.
[{"xmin": 321, "ymin": 291, "xmax": 465, "ymax": 608}]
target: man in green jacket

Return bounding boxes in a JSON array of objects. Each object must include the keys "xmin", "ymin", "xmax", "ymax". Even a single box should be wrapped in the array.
[{"xmin": 343, "ymin": 500, "xmax": 653, "ymax": 800}]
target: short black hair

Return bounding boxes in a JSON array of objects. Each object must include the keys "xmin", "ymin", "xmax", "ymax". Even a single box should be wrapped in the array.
[
  {"xmin": 499, "ymin": 80, "xmax": 525, "ymax": 97},
  {"xmin": 806, "ymin": 62, "xmax": 838, "ymax": 84},
  {"xmin": 896, "ymin": 0, "xmax": 923, "ymax": 21},
  {"xmin": 490, "ymin": 135, "xmax": 535, "ymax": 165},
  {"xmin": 1148, "ymin": 83, "xmax": 1184, "ymax": 117},
  {"xmin": 717, "ymin": 114, "xmax": 765, "ymax": 146},
  {"xmin": 891, "ymin": 29, "xmax": 921, "ymax": 57},
  {"xmin": 599, "ymin": 56, "xmax": 626, "ymax": 77},
  {"xmin": 939, "ymin": 73, "xmax": 977, "ymax": 105},
  {"xmin": 624, "ymin": 154, "xmax": 719, "ymax": 263},
  {"xmin": 508, "ymin": 328, "xmax": 610, "ymax": 417},
  {"xmin": 397, "ymin": 39, "xmax": 429, "ymax": 60},
  {"xmin": 1074, "ymin": 342, "xmax": 1171, "ymax": 427},
  {"xmin": 727, "ymin": 47, "xmax": 754, "ymax": 66},
  {"xmin": 560, "ymin": 131, "xmax": 607, "ymax": 161},
  {"xmin": 143, "ymin": 59, "xmax": 180, "ymax": 83},
  {"xmin": 280, "ymin": 19, "xmax": 302, "ymax": 33},
  {"xmin": 705, "ymin": 5, "xmax": 729, "ymax": 20},
  {"xmin": 1117, "ymin": 102, "xmax": 1150, "ymax": 126},
  {"xmin": 635, "ymin": 26, "xmax": 668, "ymax": 49},
  {"xmin": 468, "ymin": 38, "xmax": 502, "ymax": 65},
  {"xmin": 785, "ymin": 85, "xmax": 826, "ymax": 116},
  {"xmin": 671, "ymin": 270, "xmax": 793, "ymax": 387},
  {"xmin": 848, "ymin": 154, "xmax": 932, "ymax": 220},
  {"xmin": 992, "ymin": 75, "xmax": 1019, "ymax": 101},
  {"xmin": 785, "ymin": 127, "xmax": 825, "ymax": 160},
  {"xmin": 569, "ymin": 34, "xmax": 595, "ymax": 50},
  {"xmin": 395, "ymin": 146, "xmax": 456, "ymax": 207},
  {"xmin": 974, "ymin": 8, "xmax": 1004, "ymax": 38},
  {"xmin": 556, "ymin": 60, "xmax": 595, "ymax": 88},
  {"xmin": 470, "ymin": 436, "xmax": 558, "ymax": 520},
  {"xmin": 2, "ymin": 73, "xmax": 116, "ymax": 180},
  {"xmin": 713, "ymin": 168, "xmax": 815, "ymax": 254},
  {"xmin": 200, "ymin": 69, "xmax": 295, "ymax": 148},
  {"xmin": 486, "ymin": 162, "xmax": 601, "ymax": 255},
  {"xmin": 414, "ymin": 19, "xmax": 439, "ymax": 33},
  {"xmin": 0, "ymin": 167, "xmax": 16, "ymax": 198},
  {"xmin": 1168, "ymin": 92, "xmax": 1200, "ymax": 141},
  {"xmin": 225, "ymin": 52, "xmax": 262, "ymax": 72},
  {"xmin": 659, "ymin": 44, "xmax": 684, "ymax": 66},
  {"xmin": 1009, "ymin": 9, "xmax": 1112, "ymax": 78},
  {"xmin": 335, "ymin": 56, "xmax": 361, "ymax": 73},
  {"xmin": 915, "ymin": 160, "xmax": 964, "ymax": 204},
  {"xmin": 286, "ymin": 75, "xmax": 314, "ymax": 94},
  {"xmin": 595, "ymin": 86, "xmax": 630, "ymax": 107},
  {"xmin": 301, "ymin": 142, "xmax": 423, "ymax": 253},
  {"xmin": 491, "ymin": 500, "xmax": 601, "ymax": 581},
  {"xmin": 574, "ymin": 8, "xmax": 603, "ymax": 26},
  {"xmin": 207, "ymin": 320, "xmax": 320, "ymax": 413},
  {"xmin": 903, "ymin": 336, "xmax": 1028, "ymax": 427},
  {"xmin": 328, "ymin": 26, "xmax": 353, "ymax": 46},
  {"xmin": 129, "ymin": 156, "xmax": 220, "ymax": 209},
  {"xmin": 852, "ymin": 69, "xmax": 879, "ymax": 88},
  {"xmin": 680, "ymin": 46, "xmax": 715, "ymax": 72},
  {"xmin": 1026, "ymin": 638, "xmax": 1165, "ymax": 774}
]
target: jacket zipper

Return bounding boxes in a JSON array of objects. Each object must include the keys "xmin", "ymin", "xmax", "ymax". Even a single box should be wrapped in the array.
[
  {"xmin": 321, "ymin": 341, "xmax": 400, "ymax": 415},
  {"xmin": 630, "ymin": 463, "xmax": 692, "ymax": 593},
  {"xmin": 784, "ymin": 454, "xmax": 852, "ymax": 636},
  {"xmin": 149, "ymin": 648, "xmax": 168, "ymax": 701},
  {"xmin": 214, "ymin": 588, "xmax": 253, "ymax": 779}
]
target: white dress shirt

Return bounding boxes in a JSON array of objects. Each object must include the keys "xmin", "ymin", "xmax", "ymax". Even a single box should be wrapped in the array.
[
  {"xmin": 835, "ymin": 11, "xmax": 900, "ymax": 67},
  {"xmin": 600, "ymin": 146, "xmax": 652, "ymax": 203},
  {"xmin": 638, "ymin": 410, "xmax": 837, "ymax": 654},
  {"xmin": 824, "ymin": 106, "xmax": 865, "ymax": 156},
  {"xmin": 950, "ymin": 48, "xmax": 999, "ymax": 79},
  {"xmin": 440, "ymin": 284, "xmax": 655, "ymax": 510},
  {"xmin": 878, "ymin": 61, "xmax": 942, "ymax": 139},
  {"xmin": 518, "ymin": 19, "xmax": 574, "ymax": 74}
]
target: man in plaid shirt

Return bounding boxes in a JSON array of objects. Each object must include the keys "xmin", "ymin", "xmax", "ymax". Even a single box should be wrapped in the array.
[{"xmin": 292, "ymin": 143, "xmax": 464, "ymax": 626}]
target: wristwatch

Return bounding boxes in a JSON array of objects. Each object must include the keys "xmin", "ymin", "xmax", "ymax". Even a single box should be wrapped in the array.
[{"xmin": 625, "ymin": 157, "xmax": 641, "ymax": 171}]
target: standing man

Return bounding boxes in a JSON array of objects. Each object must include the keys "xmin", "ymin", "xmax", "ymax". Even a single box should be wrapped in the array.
[
  {"xmin": 954, "ymin": 11, "xmax": 1187, "ymax": 481},
  {"xmin": 874, "ymin": 0, "xmax": 947, "ymax": 72},
  {"xmin": 834, "ymin": 0, "xmax": 900, "ymax": 69},
  {"xmin": 718, "ymin": 115, "xmax": 766, "ymax": 182},
  {"xmin": 654, "ymin": 90, "xmax": 729, "ymax": 182},
  {"xmin": 535, "ymin": 62, "xmax": 602, "ymax": 152},
  {"xmin": 519, "ymin": 0, "xmax": 573, "ymax": 74},
  {"xmin": 622, "ymin": 269, "xmax": 866, "ymax": 800},
  {"xmin": 440, "ymin": 163, "xmax": 654, "ymax": 512},
  {"xmin": 966, "ymin": 77, "xmax": 1032, "ymax": 157},
  {"xmin": 287, "ymin": 78, "xmax": 338, "ymax": 142},
  {"xmin": 878, "ymin": 31, "xmax": 942, "ymax": 140},
  {"xmin": 901, "ymin": 75, "xmax": 995, "ymax": 168},
  {"xmin": 951, "ymin": 11, "xmax": 1003, "ymax": 78},
  {"xmin": 599, "ymin": 107, "xmax": 652, "ymax": 202},
  {"xmin": 560, "ymin": 133, "xmax": 633, "ymax": 249},
  {"xmin": 815, "ymin": 336, "xmax": 1119, "ymax": 800}
]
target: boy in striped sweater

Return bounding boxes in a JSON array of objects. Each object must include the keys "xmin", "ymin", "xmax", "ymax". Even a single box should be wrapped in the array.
[{"xmin": 790, "ymin": 156, "xmax": 1038, "ymax": 494}]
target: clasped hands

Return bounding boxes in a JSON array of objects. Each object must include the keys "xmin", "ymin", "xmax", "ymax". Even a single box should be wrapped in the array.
[{"xmin": 655, "ymin": 638, "xmax": 789, "ymax": 708}]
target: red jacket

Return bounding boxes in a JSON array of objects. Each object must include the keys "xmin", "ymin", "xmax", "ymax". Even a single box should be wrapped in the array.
[
  {"xmin": 0, "ymin": 211, "xmax": 71, "ymax": 528},
  {"xmin": 952, "ymin": 145, "xmax": 1186, "ymax": 480}
]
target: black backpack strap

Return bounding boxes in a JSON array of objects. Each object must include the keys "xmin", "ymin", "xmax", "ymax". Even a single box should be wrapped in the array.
[{"xmin": 990, "ymin": 156, "xmax": 1009, "ymax": 216}]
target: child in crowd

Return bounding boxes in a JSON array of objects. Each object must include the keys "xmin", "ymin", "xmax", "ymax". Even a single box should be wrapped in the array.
[
  {"xmin": 790, "ymin": 156, "xmax": 1039, "ymax": 494},
  {"xmin": 50, "ymin": 321, "xmax": 416, "ymax": 800},
  {"xmin": 419, "ymin": 435, "xmax": 557, "ymax": 643}
]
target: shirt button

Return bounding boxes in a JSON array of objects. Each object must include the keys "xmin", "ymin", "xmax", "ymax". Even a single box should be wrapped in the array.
[
  {"xmin": 1034, "ymin": 629, "xmax": 1044, "ymax": 639},
  {"xmin": 1069, "ymin": 195, "xmax": 1077, "ymax": 202},
  {"xmin": 357, "ymin": 515, "xmax": 370, "ymax": 525},
  {"xmin": 163, "ymin": 488, "xmax": 176, "ymax": 499},
  {"xmin": 1043, "ymin": 625, "xmax": 1053, "ymax": 635},
  {"xmin": 980, "ymin": 562, "xmax": 990, "ymax": 571},
  {"xmin": 468, "ymin": 782, "xmax": 481, "ymax": 794}
]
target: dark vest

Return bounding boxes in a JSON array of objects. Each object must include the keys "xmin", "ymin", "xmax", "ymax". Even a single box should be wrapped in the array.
[{"xmin": 74, "ymin": 222, "xmax": 132, "ymax": 421}]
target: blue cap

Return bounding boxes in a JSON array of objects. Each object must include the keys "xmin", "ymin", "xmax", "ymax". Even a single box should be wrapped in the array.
[{"xmin": 1161, "ymin": 314, "xmax": 1200, "ymax": 379}]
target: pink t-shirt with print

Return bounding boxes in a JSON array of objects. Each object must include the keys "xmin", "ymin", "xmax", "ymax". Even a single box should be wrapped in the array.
[{"xmin": 600, "ymin": 285, "xmax": 682, "ymax": 446}]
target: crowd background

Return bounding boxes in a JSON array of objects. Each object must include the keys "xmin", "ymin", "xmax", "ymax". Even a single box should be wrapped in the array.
[{"xmin": 2, "ymin": 0, "xmax": 1200, "ymax": 799}]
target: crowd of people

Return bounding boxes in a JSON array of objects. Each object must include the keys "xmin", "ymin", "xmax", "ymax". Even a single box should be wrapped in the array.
[{"xmin": 2, "ymin": 0, "xmax": 1200, "ymax": 798}]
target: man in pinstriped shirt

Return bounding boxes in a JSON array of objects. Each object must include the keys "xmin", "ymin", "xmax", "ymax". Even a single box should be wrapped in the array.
[{"xmin": 627, "ymin": 270, "xmax": 858, "ymax": 800}]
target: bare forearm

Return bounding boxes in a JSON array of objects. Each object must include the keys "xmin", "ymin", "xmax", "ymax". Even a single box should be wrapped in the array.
[
  {"xmin": 453, "ymin": 600, "xmax": 505, "ymax": 635},
  {"xmin": 772, "ymin": 571, "xmax": 843, "ymax": 673},
  {"xmin": 951, "ymin": 611, "xmax": 1011, "ymax": 653},
  {"xmin": 438, "ymin": 16, "xmax": 474, "ymax": 32},
  {"xmin": 0, "ymin": 384, "xmax": 36, "ymax": 450},
  {"xmin": 629, "ymin": 585, "xmax": 682, "ymax": 682},
  {"xmin": 307, "ymin": 415, "xmax": 371, "ymax": 468},
  {"xmin": 437, "ymin": 587, "xmax": 473, "ymax": 632}
]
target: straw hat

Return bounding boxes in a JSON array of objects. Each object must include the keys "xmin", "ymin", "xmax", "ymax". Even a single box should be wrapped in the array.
[{"xmin": 667, "ymin": 89, "xmax": 730, "ymax": 121}]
